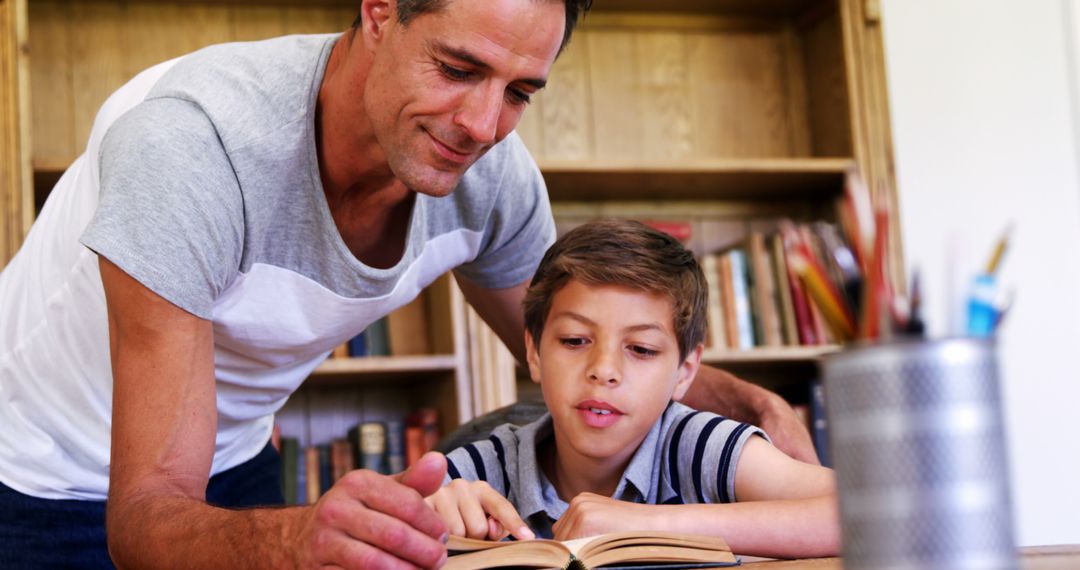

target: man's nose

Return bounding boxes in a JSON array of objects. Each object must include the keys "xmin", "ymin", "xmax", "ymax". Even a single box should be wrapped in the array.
[{"xmin": 454, "ymin": 84, "xmax": 501, "ymax": 146}]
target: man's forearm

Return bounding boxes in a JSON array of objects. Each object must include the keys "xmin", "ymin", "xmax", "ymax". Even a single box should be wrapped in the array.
[{"xmin": 108, "ymin": 493, "xmax": 304, "ymax": 568}]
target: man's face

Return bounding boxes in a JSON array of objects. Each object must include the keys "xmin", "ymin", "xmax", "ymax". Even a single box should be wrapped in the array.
[
  {"xmin": 363, "ymin": 0, "xmax": 564, "ymax": 197},
  {"xmin": 527, "ymin": 279, "xmax": 701, "ymax": 471}
]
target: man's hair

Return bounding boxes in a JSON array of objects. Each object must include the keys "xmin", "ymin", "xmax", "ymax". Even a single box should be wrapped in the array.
[
  {"xmin": 523, "ymin": 219, "xmax": 708, "ymax": 362},
  {"xmin": 352, "ymin": 0, "xmax": 592, "ymax": 54}
]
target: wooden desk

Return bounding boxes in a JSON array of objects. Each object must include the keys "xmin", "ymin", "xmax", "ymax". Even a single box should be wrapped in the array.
[{"xmin": 742, "ymin": 545, "xmax": 1080, "ymax": 569}]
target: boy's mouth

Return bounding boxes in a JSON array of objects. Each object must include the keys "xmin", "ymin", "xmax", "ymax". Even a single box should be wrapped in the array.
[{"xmin": 575, "ymin": 399, "xmax": 624, "ymax": 428}]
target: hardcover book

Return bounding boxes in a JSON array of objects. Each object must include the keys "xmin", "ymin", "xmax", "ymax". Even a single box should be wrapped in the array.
[{"xmin": 444, "ymin": 531, "xmax": 738, "ymax": 570}]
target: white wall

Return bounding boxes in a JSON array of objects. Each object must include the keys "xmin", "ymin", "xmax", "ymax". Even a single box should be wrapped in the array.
[{"xmin": 881, "ymin": 0, "xmax": 1080, "ymax": 546}]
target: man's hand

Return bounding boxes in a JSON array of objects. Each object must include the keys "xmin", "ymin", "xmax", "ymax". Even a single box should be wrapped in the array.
[
  {"xmin": 551, "ymin": 493, "xmax": 658, "ymax": 541},
  {"xmin": 752, "ymin": 393, "xmax": 820, "ymax": 465},
  {"xmin": 680, "ymin": 364, "xmax": 820, "ymax": 465},
  {"xmin": 288, "ymin": 452, "xmax": 451, "ymax": 569},
  {"xmin": 426, "ymin": 479, "xmax": 535, "ymax": 541}
]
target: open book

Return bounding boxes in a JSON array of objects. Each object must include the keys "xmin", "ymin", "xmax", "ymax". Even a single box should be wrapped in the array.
[{"xmin": 445, "ymin": 530, "xmax": 739, "ymax": 570}]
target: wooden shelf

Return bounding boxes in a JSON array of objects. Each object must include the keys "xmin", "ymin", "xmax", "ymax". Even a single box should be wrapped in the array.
[
  {"xmin": 702, "ymin": 345, "xmax": 839, "ymax": 365},
  {"xmin": 308, "ymin": 355, "xmax": 458, "ymax": 385},
  {"xmin": 539, "ymin": 158, "xmax": 855, "ymax": 202}
]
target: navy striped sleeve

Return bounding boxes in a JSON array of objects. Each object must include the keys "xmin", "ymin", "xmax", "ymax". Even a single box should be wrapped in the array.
[
  {"xmin": 440, "ymin": 433, "xmax": 515, "ymax": 497},
  {"xmin": 664, "ymin": 410, "xmax": 767, "ymax": 505}
]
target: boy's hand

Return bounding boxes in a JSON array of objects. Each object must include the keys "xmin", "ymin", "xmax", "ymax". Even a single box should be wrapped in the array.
[
  {"xmin": 426, "ymin": 479, "xmax": 535, "ymax": 541},
  {"xmin": 552, "ymin": 493, "xmax": 657, "ymax": 541}
]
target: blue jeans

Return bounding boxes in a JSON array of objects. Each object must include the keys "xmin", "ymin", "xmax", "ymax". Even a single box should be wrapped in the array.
[{"xmin": 0, "ymin": 441, "xmax": 285, "ymax": 569}]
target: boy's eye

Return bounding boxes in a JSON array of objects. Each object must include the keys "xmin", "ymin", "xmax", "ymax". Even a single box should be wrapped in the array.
[
  {"xmin": 559, "ymin": 337, "xmax": 588, "ymax": 348},
  {"xmin": 439, "ymin": 62, "xmax": 471, "ymax": 81},
  {"xmin": 628, "ymin": 345, "xmax": 659, "ymax": 357}
]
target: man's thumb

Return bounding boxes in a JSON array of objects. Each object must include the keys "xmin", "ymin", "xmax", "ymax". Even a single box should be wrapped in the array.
[{"xmin": 396, "ymin": 451, "xmax": 447, "ymax": 497}]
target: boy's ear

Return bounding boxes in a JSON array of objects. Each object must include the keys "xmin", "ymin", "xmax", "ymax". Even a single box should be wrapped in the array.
[
  {"xmin": 671, "ymin": 343, "xmax": 704, "ymax": 401},
  {"xmin": 358, "ymin": 0, "xmax": 394, "ymax": 50},
  {"xmin": 525, "ymin": 331, "xmax": 542, "ymax": 384}
]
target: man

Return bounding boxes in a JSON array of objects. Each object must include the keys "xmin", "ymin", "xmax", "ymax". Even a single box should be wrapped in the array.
[{"xmin": 0, "ymin": 0, "xmax": 815, "ymax": 567}]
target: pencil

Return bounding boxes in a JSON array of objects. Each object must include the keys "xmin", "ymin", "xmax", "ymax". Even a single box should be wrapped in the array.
[{"xmin": 985, "ymin": 224, "xmax": 1013, "ymax": 275}]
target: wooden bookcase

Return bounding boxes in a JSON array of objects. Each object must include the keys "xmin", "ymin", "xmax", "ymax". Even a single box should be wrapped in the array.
[{"xmin": 0, "ymin": 0, "xmax": 899, "ymax": 433}]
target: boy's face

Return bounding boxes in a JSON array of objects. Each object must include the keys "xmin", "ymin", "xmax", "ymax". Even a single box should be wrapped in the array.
[{"xmin": 527, "ymin": 279, "xmax": 703, "ymax": 470}]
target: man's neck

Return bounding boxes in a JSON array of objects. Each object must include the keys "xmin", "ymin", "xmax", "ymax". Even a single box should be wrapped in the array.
[{"xmin": 316, "ymin": 29, "xmax": 398, "ymax": 201}]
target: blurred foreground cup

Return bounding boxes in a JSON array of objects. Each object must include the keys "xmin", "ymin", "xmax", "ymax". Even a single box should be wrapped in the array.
[{"xmin": 823, "ymin": 338, "xmax": 1016, "ymax": 570}]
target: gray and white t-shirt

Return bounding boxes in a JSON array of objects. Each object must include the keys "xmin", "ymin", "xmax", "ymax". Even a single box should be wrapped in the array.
[{"xmin": 0, "ymin": 33, "xmax": 553, "ymax": 500}]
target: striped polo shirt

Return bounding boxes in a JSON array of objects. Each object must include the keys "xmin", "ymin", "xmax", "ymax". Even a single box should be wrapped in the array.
[{"xmin": 443, "ymin": 401, "xmax": 770, "ymax": 539}]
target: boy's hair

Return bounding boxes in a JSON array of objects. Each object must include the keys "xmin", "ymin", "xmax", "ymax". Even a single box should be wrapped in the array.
[{"xmin": 523, "ymin": 219, "xmax": 708, "ymax": 361}]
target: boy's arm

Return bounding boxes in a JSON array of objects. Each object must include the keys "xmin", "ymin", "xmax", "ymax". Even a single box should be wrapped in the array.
[
  {"xmin": 427, "ymin": 479, "xmax": 535, "ymax": 541},
  {"xmin": 454, "ymin": 275, "xmax": 820, "ymax": 465},
  {"xmin": 679, "ymin": 365, "xmax": 820, "ymax": 465},
  {"xmin": 552, "ymin": 438, "xmax": 839, "ymax": 558}
]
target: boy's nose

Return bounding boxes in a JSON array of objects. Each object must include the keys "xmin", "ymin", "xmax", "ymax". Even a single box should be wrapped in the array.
[{"xmin": 587, "ymin": 348, "xmax": 621, "ymax": 386}]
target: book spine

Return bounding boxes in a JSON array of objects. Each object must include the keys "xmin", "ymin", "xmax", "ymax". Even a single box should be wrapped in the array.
[
  {"xmin": 280, "ymin": 437, "xmax": 299, "ymax": 506},
  {"xmin": 304, "ymin": 446, "xmax": 321, "ymax": 504},
  {"xmin": 385, "ymin": 419, "xmax": 406, "ymax": 474},
  {"xmin": 727, "ymin": 250, "xmax": 755, "ymax": 350},
  {"xmin": 365, "ymin": 317, "xmax": 391, "ymax": 357},
  {"xmin": 347, "ymin": 331, "xmax": 368, "ymax": 357},
  {"xmin": 360, "ymin": 422, "xmax": 389, "ymax": 475}
]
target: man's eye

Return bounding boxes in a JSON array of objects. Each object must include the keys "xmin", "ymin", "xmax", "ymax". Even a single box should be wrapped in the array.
[
  {"xmin": 439, "ymin": 62, "xmax": 471, "ymax": 80},
  {"xmin": 507, "ymin": 88, "xmax": 532, "ymax": 106},
  {"xmin": 629, "ymin": 345, "xmax": 659, "ymax": 357}
]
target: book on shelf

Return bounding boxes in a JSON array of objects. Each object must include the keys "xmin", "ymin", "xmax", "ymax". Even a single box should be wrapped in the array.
[
  {"xmin": 358, "ymin": 422, "xmax": 389, "ymax": 474},
  {"xmin": 347, "ymin": 331, "xmax": 367, "ymax": 357},
  {"xmin": 385, "ymin": 419, "xmax": 406, "ymax": 474},
  {"xmin": 305, "ymin": 446, "xmax": 321, "ymax": 504},
  {"xmin": 445, "ymin": 531, "xmax": 737, "ymax": 570},
  {"xmin": 405, "ymin": 408, "xmax": 440, "ymax": 467},
  {"xmin": 748, "ymin": 231, "xmax": 783, "ymax": 347},
  {"xmin": 769, "ymin": 232, "xmax": 800, "ymax": 346},
  {"xmin": 700, "ymin": 254, "xmax": 727, "ymax": 350},
  {"xmin": 365, "ymin": 317, "xmax": 391, "ymax": 357},
  {"xmin": 280, "ymin": 437, "xmax": 299, "ymax": 506}
]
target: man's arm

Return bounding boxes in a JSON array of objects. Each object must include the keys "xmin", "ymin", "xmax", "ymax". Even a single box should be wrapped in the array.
[
  {"xmin": 454, "ymin": 274, "xmax": 819, "ymax": 464},
  {"xmin": 679, "ymin": 364, "xmax": 820, "ymax": 465},
  {"xmin": 101, "ymin": 258, "xmax": 448, "ymax": 569}
]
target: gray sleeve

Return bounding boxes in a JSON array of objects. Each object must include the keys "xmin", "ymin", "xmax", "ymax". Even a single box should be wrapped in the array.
[
  {"xmin": 454, "ymin": 134, "xmax": 555, "ymax": 289},
  {"xmin": 670, "ymin": 411, "xmax": 770, "ymax": 505},
  {"xmin": 80, "ymin": 97, "xmax": 244, "ymax": 319}
]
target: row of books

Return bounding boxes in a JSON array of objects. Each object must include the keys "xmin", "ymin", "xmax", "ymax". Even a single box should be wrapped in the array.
[
  {"xmin": 331, "ymin": 290, "xmax": 433, "ymax": 358},
  {"xmin": 701, "ymin": 221, "xmax": 860, "ymax": 351},
  {"xmin": 274, "ymin": 408, "xmax": 440, "ymax": 505}
]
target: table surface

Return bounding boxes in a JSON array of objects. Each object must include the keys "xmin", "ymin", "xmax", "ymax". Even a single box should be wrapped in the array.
[{"xmin": 742, "ymin": 545, "xmax": 1080, "ymax": 569}]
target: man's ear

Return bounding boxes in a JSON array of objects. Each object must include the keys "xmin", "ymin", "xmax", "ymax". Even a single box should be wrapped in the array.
[
  {"xmin": 525, "ymin": 331, "xmax": 542, "ymax": 385},
  {"xmin": 359, "ymin": 0, "xmax": 395, "ymax": 50},
  {"xmin": 671, "ymin": 343, "xmax": 703, "ymax": 401}
]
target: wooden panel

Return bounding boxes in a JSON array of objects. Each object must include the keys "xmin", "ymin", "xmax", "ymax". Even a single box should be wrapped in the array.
[
  {"xmin": 781, "ymin": 23, "xmax": 812, "ymax": 156},
  {"xmin": 537, "ymin": 25, "xmax": 591, "ymax": 160},
  {"xmin": 586, "ymin": 29, "xmax": 639, "ymax": 160},
  {"xmin": 229, "ymin": 4, "xmax": 285, "ymax": 42},
  {"xmin": 803, "ymin": 7, "xmax": 852, "ymax": 157},
  {"xmin": 126, "ymin": 3, "xmax": 232, "ymax": 76},
  {"xmin": 69, "ymin": 1, "xmax": 127, "ymax": 151},
  {"xmin": 688, "ymin": 30, "xmax": 795, "ymax": 158},
  {"xmin": 1, "ymin": 0, "xmax": 32, "ymax": 266},
  {"xmin": 637, "ymin": 31, "xmax": 693, "ymax": 160},
  {"xmin": 282, "ymin": 5, "xmax": 344, "ymax": 35},
  {"xmin": 28, "ymin": 0, "xmax": 72, "ymax": 170}
]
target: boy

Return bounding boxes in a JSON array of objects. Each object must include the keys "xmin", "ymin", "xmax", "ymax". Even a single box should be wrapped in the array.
[{"xmin": 428, "ymin": 219, "xmax": 840, "ymax": 558}]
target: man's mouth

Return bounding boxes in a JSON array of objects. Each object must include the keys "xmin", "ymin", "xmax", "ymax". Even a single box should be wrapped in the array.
[{"xmin": 427, "ymin": 130, "xmax": 473, "ymax": 164}]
